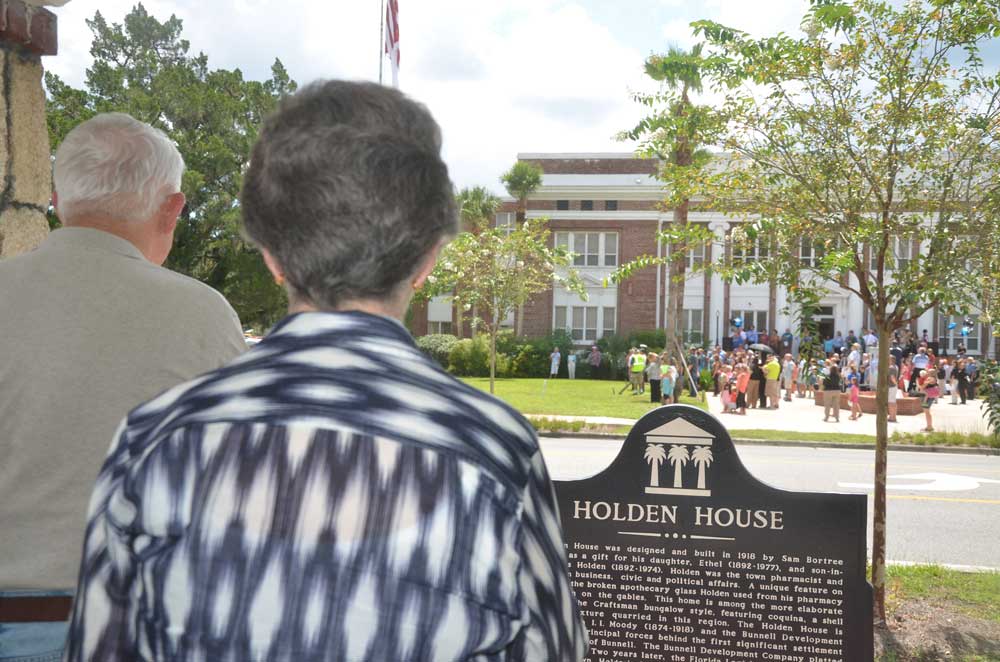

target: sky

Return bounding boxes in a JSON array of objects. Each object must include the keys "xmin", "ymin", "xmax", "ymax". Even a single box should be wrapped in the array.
[{"xmin": 43, "ymin": 1, "xmax": 1000, "ymax": 195}]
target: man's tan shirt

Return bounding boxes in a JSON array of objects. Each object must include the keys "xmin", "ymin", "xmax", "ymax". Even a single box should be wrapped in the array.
[{"xmin": 0, "ymin": 227, "xmax": 246, "ymax": 589}]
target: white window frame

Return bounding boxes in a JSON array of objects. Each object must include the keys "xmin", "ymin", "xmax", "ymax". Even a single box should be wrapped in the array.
[
  {"xmin": 428, "ymin": 321, "xmax": 453, "ymax": 335},
  {"xmin": 555, "ymin": 231, "xmax": 619, "ymax": 268},
  {"xmin": 733, "ymin": 310, "xmax": 769, "ymax": 336},
  {"xmin": 799, "ymin": 238, "xmax": 825, "ymax": 268},
  {"xmin": 495, "ymin": 212, "xmax": 516, "ymax": 236},
  {"xmin": 686, "ymin": 242, "xmax": 705, "ymax": 270},
  {"xmin": 870, "ymin": 236, "xmax": 914, "ymax": 271},
  {"xmin": 732, "ymin": 237, "xmax": 769, "ymax": 263},
  {"xmin": 554, "ymin": 304, "xmax": 615, "ymax": 343},
  {"xmin": 570, "ymin": 306, "xmax": 599, "ymax": 341},
  {"xmin": 939, "ymin": 314, "xmax": 980, "ymax": 353},
  {"xmin": 683, "ymin": 308, "xmax": 704, "ymax": 344},
  {"xmin": 603, "ymin": 306, "xmax": 616, "ymax": 337}
]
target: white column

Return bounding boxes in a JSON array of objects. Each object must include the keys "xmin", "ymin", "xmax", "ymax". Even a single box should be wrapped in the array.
[{"xmin": 708, "ymin": 220, "xmax": 729, "ymax": 346}]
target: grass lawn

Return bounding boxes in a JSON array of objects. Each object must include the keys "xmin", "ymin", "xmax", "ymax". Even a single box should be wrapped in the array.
[
  {"xmin": 886, "ymin": 565, "xmax": 1000, "ymax": 623},
  {"xmin": 729, "ymin": 429, "xmax": 877, "ymax": 444},
  {"xmin": 460, "ymin": 377, "xmax": 705, "ymax": 420},
  {"xmin": 728, "ymin": 428, "xmax": 999, "ymax": 448}
]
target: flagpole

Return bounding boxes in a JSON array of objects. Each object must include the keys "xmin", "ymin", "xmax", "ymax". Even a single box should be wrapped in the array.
[{"xmin": 378, "ymin": 0, "xmax": 385, "ymax": 85}]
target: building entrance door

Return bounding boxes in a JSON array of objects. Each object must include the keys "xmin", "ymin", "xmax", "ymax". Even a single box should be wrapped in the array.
[{"xmin": 815, "ymin": 306, "xmax": 836, "ymax": 341}]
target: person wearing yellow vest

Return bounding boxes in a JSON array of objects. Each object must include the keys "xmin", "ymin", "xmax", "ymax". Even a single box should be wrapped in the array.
[
  {"xmin": 629, "ymin": 347, "xmax": 647, "ymax": 395},
  {"xmin": 764, "ymin": 353, "xmax": 782, "ymax": 409}
]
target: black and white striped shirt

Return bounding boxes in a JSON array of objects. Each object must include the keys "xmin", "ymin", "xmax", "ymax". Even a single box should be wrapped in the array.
[{"xmin": 65, "ymin": 311, "xmax": 587, "ymax": 661}]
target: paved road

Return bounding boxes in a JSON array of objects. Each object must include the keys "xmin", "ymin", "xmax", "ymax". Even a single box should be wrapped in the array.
[{"xmin": 540, "ymin": 437, "xmax": 1000, "ymax": 569}]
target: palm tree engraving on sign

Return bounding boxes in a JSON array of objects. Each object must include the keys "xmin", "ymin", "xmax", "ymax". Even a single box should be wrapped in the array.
[
  {"xmin": 668, "ymin": 445, "xmax": 690, "ymax": 487},
  {"xmin": 692, "ymin": 446, "xmax": 714, "ymax": 490},
  {"xmin": 644, "ymin": 417, "xmax": 714, "ymax": 497},
  {"xmin": 644, "ymin": 444, "xmax": 667, "ymax": 487}
]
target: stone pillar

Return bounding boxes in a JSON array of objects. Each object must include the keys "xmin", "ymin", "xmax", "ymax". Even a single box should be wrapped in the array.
[{"xmin": 0, "ymin": 0, "xmax": 58, "ymax": 258}]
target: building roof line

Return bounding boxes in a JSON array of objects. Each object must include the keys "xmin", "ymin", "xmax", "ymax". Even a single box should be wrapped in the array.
[{"xmin": 517, "ymin": 152, "xmax": 645, "ymax": 160}]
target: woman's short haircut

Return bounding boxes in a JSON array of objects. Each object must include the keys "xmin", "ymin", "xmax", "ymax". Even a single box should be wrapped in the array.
[
  {"xmin": 53, "ymin": 113, "xmax": 184, "ymax": 224},
  {"xmin": 241, "ymin": 80, "xmax": 459, "ymax": 310}
]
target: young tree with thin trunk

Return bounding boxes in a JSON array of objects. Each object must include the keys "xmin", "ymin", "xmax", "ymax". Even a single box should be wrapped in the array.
[
  {"xmin": 420, "ymin": 187, "xmax": 584, "ymax": 394},
  {"xmin": 680, "ymin": 0, "xmax": 1000, "ymax": 624}
]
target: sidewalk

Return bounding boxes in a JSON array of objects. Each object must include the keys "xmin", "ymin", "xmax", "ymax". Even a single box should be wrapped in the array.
[
  {"xmin": 703, "ymin": 389, "xmax": 990, "ymax": 435},
  {"xmin": 539, "ymin": 390, "xmax": 990, "ymax": 436}
]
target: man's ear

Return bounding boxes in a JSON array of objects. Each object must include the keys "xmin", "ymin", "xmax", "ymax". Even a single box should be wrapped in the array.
[
  {"xmin": 157, "ymin": 192, "xmax": 185, "ymax": 235},
  {"xmin": 260, "ymin": 247, "xmax": 286, "ymax": 284},
  {"xmin": 411, "ymin": 238, "xmax": 447, "ymax": 291}
]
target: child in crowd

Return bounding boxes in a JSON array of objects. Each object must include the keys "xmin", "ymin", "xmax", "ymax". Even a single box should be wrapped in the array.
[
  {"xmin": 920, "ymin": 369, "xmax": 940, "ymax": 432},
  {"xmin": 806, "ymin": 359, "xmax": 819, "ymax": 399},
  {"xmin": 735, "ymin": 363, "xmax": 750, "ymax": 415},
  {"xmin": 848, "ymin": 373, "xmax": 862, "ymax": 420},
  {"xmin": 661, "ymin": 363, "xmax": 675, "ymax": 405},
  {"xmin": 721, "ymin": 381, "xmax": 737, "ymax": 413}
]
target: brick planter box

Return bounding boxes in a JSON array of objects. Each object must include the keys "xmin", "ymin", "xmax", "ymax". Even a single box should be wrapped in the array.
[{"xmin": 814, "ymin": 390, "xmax": 923, "ymax": 415}]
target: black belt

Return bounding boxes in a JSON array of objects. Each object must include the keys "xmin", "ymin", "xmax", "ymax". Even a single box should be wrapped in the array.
[{"xmin": 0, "ymin": 595, "xmax": 73, "ymax": 622}]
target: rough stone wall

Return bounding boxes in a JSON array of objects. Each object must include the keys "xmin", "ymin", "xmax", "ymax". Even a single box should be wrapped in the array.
[{"xmin": 0, "ymin": 1, "xmax": 58, "ymax": 258}]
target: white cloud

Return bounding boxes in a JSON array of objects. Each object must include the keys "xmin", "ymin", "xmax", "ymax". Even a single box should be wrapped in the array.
[{"xmin": 39, "ymin": 0, "xmax": 824, "ymax": 196}]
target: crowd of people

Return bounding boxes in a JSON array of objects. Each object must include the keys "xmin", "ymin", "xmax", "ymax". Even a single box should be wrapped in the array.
[{"xmin": 710, "ymin": 326, "xmax": 984, "ymax": 432}]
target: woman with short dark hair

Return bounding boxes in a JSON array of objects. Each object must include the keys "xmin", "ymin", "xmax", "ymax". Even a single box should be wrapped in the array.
[{"xmin": 66, "ymin": 81, "xmax": 587, "ymax": 662}]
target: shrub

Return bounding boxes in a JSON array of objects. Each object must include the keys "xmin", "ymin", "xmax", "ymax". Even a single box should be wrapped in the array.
[
  {"xmin": 445, "ymin": 334, "xmax": 515, "ymax": 377},
  {"xmin": 980, "ymin": 361, "xmax": 1000, "ymax": 441},
  {"xmin": 415, "ymin": 334, "xmax": 458, "ymax": 367},
  {"xmin": 512, "ymin": 344, "xmax": 550, "ymax": 377},
  {"xmin": 510, "ymin": 330, "xmax": 575, "ymax": 377},
  {"xmin": 448, "ymin": 336, "xmax": 491, "ymax": 377},
  {"xmin": 699, "ymin": 367, "xmax": 714, "ymax": 392},
  {"xmin": 629, "ymin": 329, "xmax": 666, "ymax": 351}
]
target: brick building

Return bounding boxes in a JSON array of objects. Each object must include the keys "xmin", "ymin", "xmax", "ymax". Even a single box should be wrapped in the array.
[{"xmin": 412, "ymin": 153, "xmax": 996, "ymax": 358}]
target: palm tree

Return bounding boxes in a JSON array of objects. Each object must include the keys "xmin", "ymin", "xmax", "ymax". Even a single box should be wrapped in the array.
[
  {"xmin": 667, "ymin": 445, "xmax": 690, "ymax": 488},
  {"xmin": 643, "ymin": 44, "xmax": 708, "ymax": 353},
  {"xmin": 644, "ymin": 443, "xmax": 667, "ymax": 487},
  {"xmin": 500, "ymin": 161, "xmax": 543, "ymax": 336},
  {"xmin": 692, "ymin": 446, "xmax": 714, "ymax": 490}
]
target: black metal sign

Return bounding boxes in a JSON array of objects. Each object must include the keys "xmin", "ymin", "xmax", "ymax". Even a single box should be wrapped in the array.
[{"xmin": 555, "ymin": 404, "xmax": 873, "ymax": 662}]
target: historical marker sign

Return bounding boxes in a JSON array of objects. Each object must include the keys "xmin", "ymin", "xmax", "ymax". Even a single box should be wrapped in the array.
[{"xmin": 555, "ymin": 405, "xmax": 873, "ymax": 662}]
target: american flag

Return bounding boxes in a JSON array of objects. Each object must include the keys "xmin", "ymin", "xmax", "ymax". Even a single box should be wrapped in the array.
[{"xmin": 384, "ymin": 0, "xmax": 400, "ymax": 87}]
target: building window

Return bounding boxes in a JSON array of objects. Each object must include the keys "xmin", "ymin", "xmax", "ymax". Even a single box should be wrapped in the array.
[
  {"xmin": 570, "ymin": 306, "xmax": 597, "ymax": 341},
  {"xmin": 555, "ymin": 305, "xmax": 612, "ymax": 342},
  {"xmin": 732, "ymin": 237, "xmax": 769, "ymax": 262},
  {"xmin": 605, "ymin": 200, "xmax": 618, "ymax": 211},
  {"xmin": 870, "ymin": 237, "xmax": 914, "ymax": 271},
  {"xmin": 428, "ymin": 321, "xmax": 453, "ymax": 335},
  {"xmin": 554, "ymin": 306, "xmax": 567, "ymax": 331},
  {"xmin": 733, "ymin": 310, "xmax": 769, "ymax": 336},
  {"xmin": 581, "ymin": 200, "xmax": 594, "ymax": 211},
  {"xmin": 800, "ymin": 238, "xmax": 825, "ymax": 267},
  {"xmin": 555, "ymin": 231, "xmax": 618, "ymax": 268},
  {"xmin": 495, "ymin": 212, "xmax": 515, "ymax": 235},
  {"xmin": 605, "ymin": 233, "xmax": 618, "ymax": 266},
  {"xmin": 939, "ymin": 314, "xmax": 980, "ymax": 353},
  {"xmin": 683, "ymin": 309, "xmax": 704, "ymax": 344},
  {"xmin": 686, "ymin": 242, "xmax": 706, "ymax": 269},
  {"xmin": 556, "ymin": 200, "xmax": 569, "ymax": 211}
]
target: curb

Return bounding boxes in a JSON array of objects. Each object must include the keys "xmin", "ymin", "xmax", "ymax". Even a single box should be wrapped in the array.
[{"xmin": 535, "ymin": 431, "xmax": 1000, "ymax": 456}]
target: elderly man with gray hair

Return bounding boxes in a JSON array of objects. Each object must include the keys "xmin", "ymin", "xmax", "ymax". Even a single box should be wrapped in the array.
[
  {"xmin": 0, "ymin": 113, "xmax": 245, "ymax": 659},
  {"xmin": 64, "ymin": 81, "xmax": 587, "ymax": 662}
]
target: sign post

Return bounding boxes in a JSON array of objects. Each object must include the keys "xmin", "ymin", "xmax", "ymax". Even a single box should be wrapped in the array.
[{"xmin": 555, "ymin": 405, "xmax": 873, "ymax": 661}]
